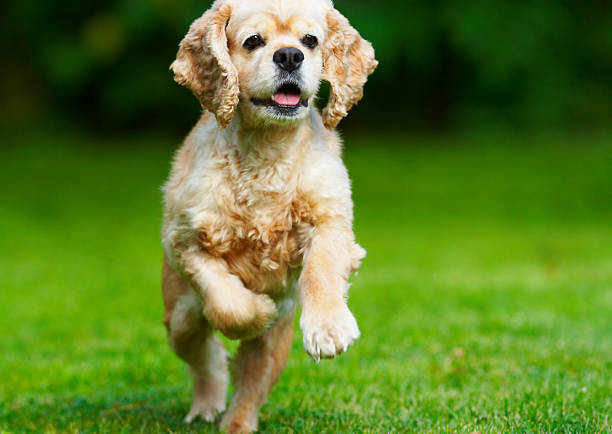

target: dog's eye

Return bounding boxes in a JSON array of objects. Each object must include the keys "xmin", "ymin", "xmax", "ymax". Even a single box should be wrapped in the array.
[
  {"xmin": 243, "ymin": 35, "xmax": 265, "ymax": 51},
  {"xmin": 301, "ymin": 34, "xmax": 318, "ymax": 49}
]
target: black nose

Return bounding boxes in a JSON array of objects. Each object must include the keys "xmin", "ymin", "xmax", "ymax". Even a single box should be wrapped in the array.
[{"xmin": 273, "ymin": 47, "xmax": 304, "ymax": 73}]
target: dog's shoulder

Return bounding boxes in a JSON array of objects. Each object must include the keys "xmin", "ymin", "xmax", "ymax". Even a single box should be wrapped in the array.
[{"xmin": 298, "ymin": 131, "xmax": 353, "ymax": 220}]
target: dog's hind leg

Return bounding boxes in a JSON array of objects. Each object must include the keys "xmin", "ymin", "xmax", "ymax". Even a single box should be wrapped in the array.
[
  {"xmin": 162, "ymin": 254, "xmax": 229, "ymax": 423},
  {"xmin": 220, "ymin": 300, "xmax": 296, "ymax": 434}
]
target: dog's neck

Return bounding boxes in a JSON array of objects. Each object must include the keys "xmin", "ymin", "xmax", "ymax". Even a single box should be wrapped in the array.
[{"xmin": 222, "ymin": 110, "xmax": 314, "ymax": 159}]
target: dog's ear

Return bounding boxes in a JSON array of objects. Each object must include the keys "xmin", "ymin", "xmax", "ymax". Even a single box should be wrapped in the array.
[
  {"xmin": 171, "ymin": 3, "xmax": 238, "ymax": 129},
  {"xmin": 321, "ymin": 9, "xmax": 378, "ymax": 130}
]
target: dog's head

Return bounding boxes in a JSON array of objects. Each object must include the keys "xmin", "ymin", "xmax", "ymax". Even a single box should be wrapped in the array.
[{"xmin": 171, "ymin": 0, "xmax": 377, "ymax": 129}]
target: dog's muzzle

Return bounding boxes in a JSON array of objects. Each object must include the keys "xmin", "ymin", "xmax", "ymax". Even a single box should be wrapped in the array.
[{"xmin": 251, "ymin": 82, "xmax": 308, "ymax": 111}]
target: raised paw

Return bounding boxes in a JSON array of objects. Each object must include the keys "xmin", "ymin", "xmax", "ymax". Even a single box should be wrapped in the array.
[
  {"xmin": 299, "ymin": 303, "xmax": 360, "ymax": 362},
  {"xmin": 204, "ymin": 291, "xmax": 277, "ymax": 340}
]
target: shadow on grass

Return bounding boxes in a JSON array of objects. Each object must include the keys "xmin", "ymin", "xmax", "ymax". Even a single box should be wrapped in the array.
[
  {"xmin": 2, "ymin": 392, "xmax": 383, "ymax": 432},
  {"xmin": 0, "ymin": 392, "xmax": 219, "ymax": 432}
]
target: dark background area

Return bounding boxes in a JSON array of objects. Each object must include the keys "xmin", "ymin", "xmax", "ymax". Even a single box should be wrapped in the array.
[{"xmin": 2, "ymin": 0, "xmax": 612, "ymax": 136}]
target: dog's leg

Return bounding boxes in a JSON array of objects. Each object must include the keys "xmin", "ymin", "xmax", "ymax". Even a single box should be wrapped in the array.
[
  {"xmin": 220, "ymin": 301, "xmax": 296, "ymax": 434},
  {"xmin": 298, "ymin": 222, "xmax": 364, "ymax": 361},
  {"xmin": 177, "ymin": 249, "xmax": 277, "ymax": 340},
  {"xmin": 163, "ymin": 255, "xmax": 229, "ymax": 423}
]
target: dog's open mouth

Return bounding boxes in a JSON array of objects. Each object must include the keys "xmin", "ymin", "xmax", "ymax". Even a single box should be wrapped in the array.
[{"xmin": 251, "ymin": 83, "xmax": 308, "ymax": 109}]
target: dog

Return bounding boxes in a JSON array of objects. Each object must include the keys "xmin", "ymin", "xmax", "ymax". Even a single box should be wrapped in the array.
[{"xmin": 161, "ymin": 0, "xmax": 377, "ymax": 431}]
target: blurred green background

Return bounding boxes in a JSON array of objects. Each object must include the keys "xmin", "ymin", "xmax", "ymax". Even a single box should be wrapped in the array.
[
  {"xmin": 3, "ymin": 0, "xmax": 612, "ymax": 134},
  {"xmin": 1, "ymin": 1, "xmax": 611, "ymax": 432}
]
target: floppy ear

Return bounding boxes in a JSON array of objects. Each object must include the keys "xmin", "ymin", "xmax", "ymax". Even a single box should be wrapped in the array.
[
  {"xmin": 170, "ymin": 3, "xmax": 239, "ymax": 129},
  {"xmin": 321, "ymin": 9, "xmax": 378, "ymax": 130}
]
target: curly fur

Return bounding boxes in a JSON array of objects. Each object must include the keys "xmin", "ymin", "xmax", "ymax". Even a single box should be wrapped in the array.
[
  {"xmin": 322, "ymin": 9, "xmax": 379, "ymax": 129},
  {"xmin": 161, "ymin": 1, "xmax": 376, "ymax": 431},
  {"xmin": 171, "ymin": 3, "xmax": 239, "ymax": 128}
]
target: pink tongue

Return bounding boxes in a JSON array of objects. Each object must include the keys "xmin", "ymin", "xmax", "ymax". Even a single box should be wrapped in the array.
[{"xmin": 273, "ymin": 92, "xmax": 300, "ymax": 106}]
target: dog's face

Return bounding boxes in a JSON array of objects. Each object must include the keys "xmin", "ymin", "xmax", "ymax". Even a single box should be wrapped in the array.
[
  {"xmin": 226, "ymin": 0, "xmax": 326, "ymax": 126},
  {"xmin": 171, "ymin": 0, "xmax": 377, "ymax": 129}
]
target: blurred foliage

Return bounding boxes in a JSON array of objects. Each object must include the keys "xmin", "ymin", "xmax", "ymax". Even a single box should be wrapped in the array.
[{"xmin": 2, "ymin": 0, "xmax": 612, "ymax": 133}]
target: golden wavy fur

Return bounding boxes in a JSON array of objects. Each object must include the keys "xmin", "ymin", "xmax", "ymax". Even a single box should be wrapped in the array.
[{"xmin": 161, "ymin": 0, "xmax": 376, "ymax": 431}]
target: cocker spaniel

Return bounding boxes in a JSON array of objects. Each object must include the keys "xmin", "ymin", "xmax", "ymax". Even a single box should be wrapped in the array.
[{"xmin": 161, "ymin": 0, "xmax": 377, "ymax": 431}]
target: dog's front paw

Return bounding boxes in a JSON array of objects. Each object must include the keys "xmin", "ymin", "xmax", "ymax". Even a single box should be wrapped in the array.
[
  {"xmin": 249, "ymin": 292, "xmax": 277, "ymax": 334},
  {"xmin": 299, "ymin": 303, "xmax": 360, "ymax": 362},
  {"xmin": 204, "ymin": 291, "xmax": 277, "ymax": 340}
]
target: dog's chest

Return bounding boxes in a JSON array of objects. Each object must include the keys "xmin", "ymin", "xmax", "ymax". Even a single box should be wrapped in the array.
[{"xmin": 196, "ymin": 149, "xmax": 313, "ymax": 293}]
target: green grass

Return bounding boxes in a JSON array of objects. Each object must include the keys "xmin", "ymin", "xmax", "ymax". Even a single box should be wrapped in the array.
[{"xmin": 1, "ymin": 131, "xmax": 611, "ymax": 432}]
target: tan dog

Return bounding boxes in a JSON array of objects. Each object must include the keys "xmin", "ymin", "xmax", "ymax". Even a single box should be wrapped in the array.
[{"xmin": 161, "ymin": 0, "xmax": 376, "ymax": 431}]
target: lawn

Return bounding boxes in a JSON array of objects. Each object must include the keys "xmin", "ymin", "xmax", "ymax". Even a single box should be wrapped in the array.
[{"xmin": 1, "ymin": 131, "xmax": 611, "ymax": 432}]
